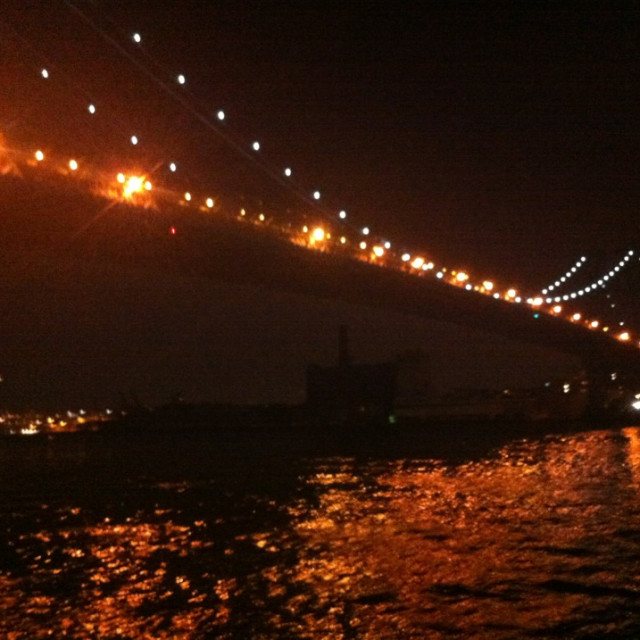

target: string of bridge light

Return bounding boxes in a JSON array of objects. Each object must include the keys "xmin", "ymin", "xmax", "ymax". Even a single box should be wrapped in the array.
[
  {"xmin": 8, "ymin": 119, "xmax": 640, "ymax": 348},
  {"xmin": 59, "ymin": 0, "xmax": 362, "ymax": 237},
  {"xmin": 15, "ymin": 5, "xmax": 458, "ymax": 285},
  {"xmin": 540, "ymin": 256, "xmax": 587, "ymax": 294},
  {"xmin": 10, "ymin": 7, "xmax": 640, "ymax": 343},
  {"xmin": 13, "ymin": 11, "xmax": 428, "ymax": 272},
  {"xmin": 544, "ymin": 250, "xmax": 635, "ymax": 304}
]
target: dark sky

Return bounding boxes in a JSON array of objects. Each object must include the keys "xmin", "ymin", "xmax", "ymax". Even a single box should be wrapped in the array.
[
  {"xmin": 5, "ymin": 4, "xmax": 640, "ymax": 276},
  {"xmin": 2, "ymin": 3, "xmax": 640, "ymax": 408}
]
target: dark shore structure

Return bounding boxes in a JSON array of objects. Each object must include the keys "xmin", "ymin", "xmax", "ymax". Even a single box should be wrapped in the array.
[{"xmin": 305, "ymin": 326, "xmax": 397, "ymax": 426}]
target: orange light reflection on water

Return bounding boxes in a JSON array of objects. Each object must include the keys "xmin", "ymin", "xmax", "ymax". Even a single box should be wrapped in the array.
[
  {"xmin": 289, "ymin": 430, "xmax": 640, "ymax": 638},
  {"xmin": 3, "ymin": 430, "xmax": 640, "ymax": 638}
]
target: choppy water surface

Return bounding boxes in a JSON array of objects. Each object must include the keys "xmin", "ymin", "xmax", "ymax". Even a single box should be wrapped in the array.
[{"xmin": 2, "ymin": 425, "xmax": 640, "ymax": 638}]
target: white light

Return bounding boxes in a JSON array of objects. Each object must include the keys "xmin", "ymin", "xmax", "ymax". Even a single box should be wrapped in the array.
[
  {"xmin": 133, "ymin": 33, "xmax": 141, "ymax": 43},
  {"xmin": 313, "ymin": 190, "xmax": 321, "ymax": 200},
  {"xmin": 465, "ymin": 284, "xmax": 472, "ymax": 290},
  {"xmin": 401, "ymin": 253, "xmax": 411, "ymax": 262},
  {"xmin": 88, "ymin": 104, "xmax": 96, "ymax": 114},
  {"xmin": 384, "ymin": 241, "xmax": 391, "ymax": 249},
  {"xmin": 169, "ymin": 162, "xmax": 177, "ymax": 172},
  {"xmin": 177, "ymin": 74, "xmax": 186, "ymax": 85},
  {"xmin": 206, "ymin": 197, "xmax": 214, "ymax": 208},
  {"xmin": 217, "ymin": 110, "xmax": 225, "ymax": 121},
  {"xmin": 184, "ymin": 192, "xmax": 191, "ymax": 201},
  {"xmin": 41, "ymin": 68, "xmax": 49, "ymax": 79},
  {"xmin": 130, "ymin": 135, "xmax": 138, "ymax": 145},
  {"xmin": 359, "ymin": 241, "xmax": 367, "ymax": 250},
  {"xmin": 436, "ymin": 272, "xmax": 444, "ymax": 279},
  {"xmin": 362, "ymin": 227, "xmax": 370, "ymax": 236},
  {"xmin": 252, "ymin": 141, "xmax": 260, "ymax": 151},
  {"xmin": 284, "ymin": 167, "xmax": 292, "ymax": 177},
  {"xmin": 339, "ymin": 210, "xmax": 347, "ymax": 219}
]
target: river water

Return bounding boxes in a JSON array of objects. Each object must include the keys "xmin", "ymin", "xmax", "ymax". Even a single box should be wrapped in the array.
[{"xmin": 2, "ymin": 423, "xmax": 640, "ymax": 638}]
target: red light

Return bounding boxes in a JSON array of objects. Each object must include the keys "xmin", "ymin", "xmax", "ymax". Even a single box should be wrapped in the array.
[{"xmin": 170, "ymin": 226, "xmax": 176, "ymax": 235}]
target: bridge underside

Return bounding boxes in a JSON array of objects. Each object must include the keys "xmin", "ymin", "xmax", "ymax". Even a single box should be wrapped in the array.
[{"xmin": 2, "ymin": 173, "xmax": 640, "ymax": 408}]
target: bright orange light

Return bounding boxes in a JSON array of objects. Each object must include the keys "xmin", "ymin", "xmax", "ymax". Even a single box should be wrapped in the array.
[
  {"xmin": 455, "ymin": 272, "xmax": 468, "ymax": 282},
  {"xmin": 373, "ymin": 246, "xmax": 384, "ymax": 257},
  {"xmin": 144, "ymin": 181, "xmax": 152, "ymax": 191},
  {"xmin": 68, "ymin": 159, "xmax": 78, "ymax": 171},
  {"xmin": 411, "ymin": 257, "xmax": 424, "ymax": 269},
  {"xmin": 507, "ymin": 288, "xmax": 517, "ymax": 298},
  {"xmin": 184, "ymin": 191, "xmax": 191, "ymax": 201},
  {"xmin": 312, "ymin": 227, "xmax": 325, "ymax": 242},
  {"xmin": 483, "ymin": 280, "xmax": 494, "ymax": 291},
  {"xmin": 123, "ymin": 175, "xmax": 144, "ymax": 197},
  {"xmin": 35, "ymin": 150, "xmax": 44, "ymax": 162},
  {"xmin": 117, "ymin": 173, "xmax": 125, "ymax": 184},
  {"xmin": 619, "ymin": 331, "xmax": 630, "ymax": 341}
]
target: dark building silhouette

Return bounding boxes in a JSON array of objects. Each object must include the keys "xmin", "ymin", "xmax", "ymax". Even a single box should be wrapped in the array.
[{"xmin": 305, "ymin": 326, "xmax": 397, "ymax": 426}]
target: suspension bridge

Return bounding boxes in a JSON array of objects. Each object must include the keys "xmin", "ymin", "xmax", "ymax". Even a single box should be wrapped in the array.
[{"xmin": 2, "ymin": 3, "xmax": 640, "ymax": 409}]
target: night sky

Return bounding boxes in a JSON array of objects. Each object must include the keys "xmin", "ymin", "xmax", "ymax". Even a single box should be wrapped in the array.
[{"xmin": 2, "ymin": 4, "xmax": 640, "ymax": 409}]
